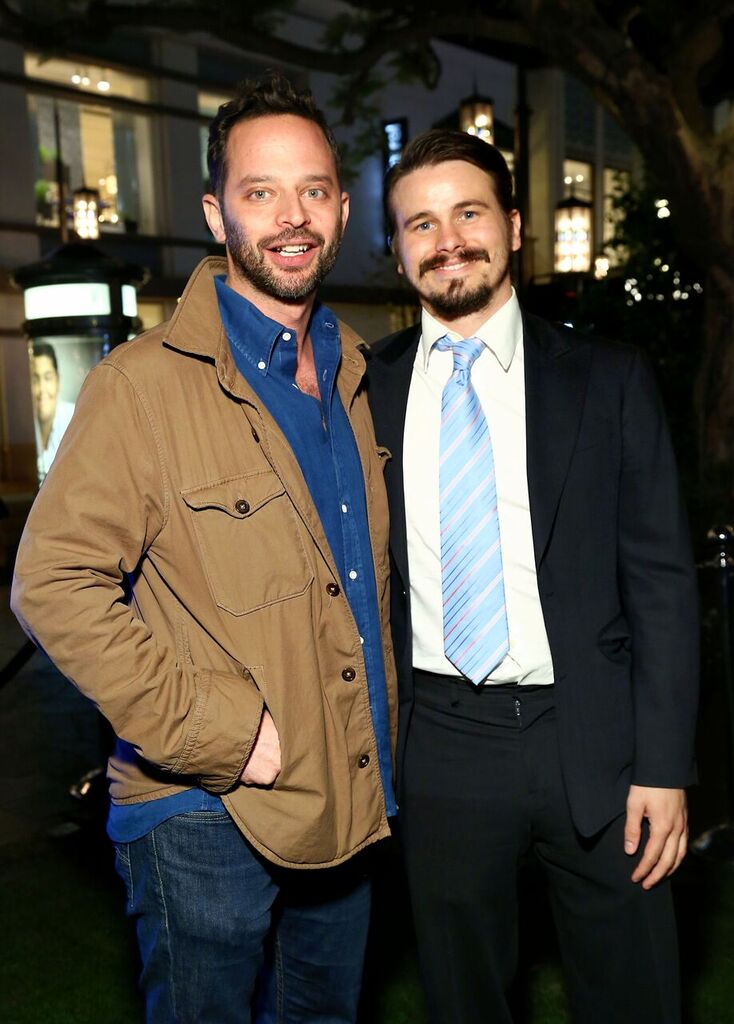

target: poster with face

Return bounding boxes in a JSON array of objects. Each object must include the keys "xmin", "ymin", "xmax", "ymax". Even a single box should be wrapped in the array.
[{"xmin": 30, "ymin": 336, "xmax": 108, "ymax": 483}]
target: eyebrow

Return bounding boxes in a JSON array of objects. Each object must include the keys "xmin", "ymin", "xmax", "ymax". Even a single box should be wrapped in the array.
[
  {"xmin": 402, "ymin": 198, "xmax": 490, "ymax": 229},
  {"xmin": 234, "ymin": 173, "xmax": 336, "ymax": 189}
]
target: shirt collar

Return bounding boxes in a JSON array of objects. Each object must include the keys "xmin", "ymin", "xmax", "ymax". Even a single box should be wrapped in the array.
[
  {"xmin": 214, "ymin": 274, "xmax": 339, "ymax": 376},
  {"xmin": 419, "ymin": 287, "xmax": 522, "ymax": 373}
]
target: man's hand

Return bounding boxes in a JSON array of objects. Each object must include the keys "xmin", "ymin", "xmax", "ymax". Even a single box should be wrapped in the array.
[
  {"xmin": 624, "ymin": 785, "xmax": 688, "ymax": 889},
  {"xmin": 241, "ymin": 709, "xmax": 281, "ymax": 786}
]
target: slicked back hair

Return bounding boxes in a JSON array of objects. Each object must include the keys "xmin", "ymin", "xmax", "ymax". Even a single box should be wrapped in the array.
[
  {"xmin": 207, "ymin": 71, "xmax": 341, "ymax": 200},
  {"xmin": 385, "ymin": 129, "xmax": 515, "ymax": 241}
]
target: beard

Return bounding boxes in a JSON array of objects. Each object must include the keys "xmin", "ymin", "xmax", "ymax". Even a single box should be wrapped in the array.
[
  {"xmin": 416, "ymin": 244, "xmax": 511, "ymax": 321},
  {"xmin": 222, "ymin": 210, "xmax": 343, "ymax": 302}
]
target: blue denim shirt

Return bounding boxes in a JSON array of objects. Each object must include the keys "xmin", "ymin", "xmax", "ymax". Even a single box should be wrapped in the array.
[{"xmin": 109, "ymin": 278, "xmax": 395, "ymax": 843}]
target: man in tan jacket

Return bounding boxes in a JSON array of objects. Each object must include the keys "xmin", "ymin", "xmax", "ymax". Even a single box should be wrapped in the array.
[{"xmin": 12, "ymin": 73, "xmax": 397, "ymax": 1024}]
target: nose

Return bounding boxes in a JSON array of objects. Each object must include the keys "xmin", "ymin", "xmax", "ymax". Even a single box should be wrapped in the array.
[
  {"xmin": 277, "ymin": 192, "xmax": 309, "ymax": 229},
  {"xmin": 435, "ymin": 220, "xmax": 466, "ymax": 253}
]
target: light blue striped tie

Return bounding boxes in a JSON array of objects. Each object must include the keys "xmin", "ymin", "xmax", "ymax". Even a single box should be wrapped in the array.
[{"xmin": 436, "ymin": 335, "xmax": 509, "ymax": 685}]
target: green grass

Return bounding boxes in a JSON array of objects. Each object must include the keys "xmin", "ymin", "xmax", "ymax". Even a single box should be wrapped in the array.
[{"xmin": 2, "ymin": 828, "xmax": 734, "ymax": 1024}]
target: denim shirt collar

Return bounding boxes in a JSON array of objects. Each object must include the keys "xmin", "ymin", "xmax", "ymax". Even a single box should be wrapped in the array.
[{"xmin": 214, "ymin": 275, "xmax": 340, "ymax": 385}]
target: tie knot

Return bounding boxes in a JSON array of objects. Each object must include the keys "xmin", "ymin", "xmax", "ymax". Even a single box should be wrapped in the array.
[{"xmin": 435, "ymin": 335, "xmax": 484, "ymax": 381}]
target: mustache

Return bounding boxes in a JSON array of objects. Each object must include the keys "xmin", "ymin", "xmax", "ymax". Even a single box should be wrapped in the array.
[
  {"xmin": 419, "ymin": 248, "xmax": 491, "ymax": 276},
  {"xmin": 259, "ymin": 227, "xmax": 325, "ymax": 250}
]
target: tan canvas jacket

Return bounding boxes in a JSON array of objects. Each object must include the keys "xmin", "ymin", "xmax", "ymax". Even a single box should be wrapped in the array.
[{"xmin": 12, "ymin": 257, "xmax": 397, "ymax": 869}]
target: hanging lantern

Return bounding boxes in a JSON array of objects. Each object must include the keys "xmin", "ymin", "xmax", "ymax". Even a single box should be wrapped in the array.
[
  {"xmin": 554, "ymin": 196, "xmax": 592, "ymax": 273},
  {"xmin": 459, "ymin": 93, "xmax": 494, "ymax": 144},
  {"xmin": 72, "ymin": 186, "xmax": 100, "ymax": 240}
]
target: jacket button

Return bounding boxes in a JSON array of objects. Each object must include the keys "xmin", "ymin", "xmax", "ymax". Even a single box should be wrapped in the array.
[
  {"xmin": 234, "ymin": 499, "xmax": 250, "ymax": 514},
  {"xmin": 358, "ymin": 753, "xmax": 370, "ymax": 768},
  {"xmin": 342, "ymin": 667, "xmax": 356, "ymax": 682},
  {"xmin": 326, "ymin": 582, "xmax": 340, "ymax": 597},
  {"xmin": 251, "ymin": 427, "xmax": 260, "ymax": 443}
]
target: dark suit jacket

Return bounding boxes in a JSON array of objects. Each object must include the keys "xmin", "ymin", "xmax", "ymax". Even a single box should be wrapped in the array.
[{"xmin": 366, "ymin": 309, "xmax": 699, "ymax": 837}]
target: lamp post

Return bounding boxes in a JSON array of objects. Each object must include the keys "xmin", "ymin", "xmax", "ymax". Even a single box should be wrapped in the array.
[
  {"xmin": 554, "ymin": 195, "xmax": 593, "ymax": 274},
  {"xmin": 459, "ymin": 92, "xmax": 495, "ymax": 144},
  {"xmin": 13, "ymin": 243, "xmax": 147, "ymax": 484}
]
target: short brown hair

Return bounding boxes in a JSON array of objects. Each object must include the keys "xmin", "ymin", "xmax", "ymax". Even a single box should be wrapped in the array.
[
  {"xmin": 385, "ymin": 129, "xmax": 515, "ymax": 239},
  {"xmin": 207, "ymin": 71, "xmax": 341, "ymax": 199}
]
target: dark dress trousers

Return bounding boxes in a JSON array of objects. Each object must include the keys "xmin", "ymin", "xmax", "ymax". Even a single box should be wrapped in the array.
[{"xmin": 365, "ymin": 310, "xmax": 700, "ymax": 1024}]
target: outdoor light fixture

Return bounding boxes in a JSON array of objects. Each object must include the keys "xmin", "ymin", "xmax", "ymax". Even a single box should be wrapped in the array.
[
  {"xmin": 459, "ymin": 92, "xmax": 494, "ymax": 143},
  {"xmin": 72, "ymin": 187, "xmax": 100, "ymax": 240},
  {"xmin": 554, "ymin": 196, "xmax": 593, "ymax": 273},
  {"xmin": 13, "ymin": 243, "xmax": 147, "ymax": 484}
]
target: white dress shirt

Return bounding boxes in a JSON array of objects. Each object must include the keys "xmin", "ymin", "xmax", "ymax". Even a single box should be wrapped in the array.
[
  {"xmin": 35, "ymin": 399, "xmax": 75, "ymax": 480},
  {"xmin": 403, "ymin": 290, "xmax": 554, "ymax": 685}
]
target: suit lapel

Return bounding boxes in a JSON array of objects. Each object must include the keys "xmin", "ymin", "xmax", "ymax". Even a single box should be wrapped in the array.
[
  {"xmin": 369, "ymin": 326, "xmax": 420, "ymax": 591},
  {"xmin": 524, "ymin": 312, "xmax": 592, "ymax": 566}
]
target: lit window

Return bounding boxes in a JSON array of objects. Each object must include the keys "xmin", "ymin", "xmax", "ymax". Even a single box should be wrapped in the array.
[
  {"xmin": 562, "ymin": 159, "xmax": 593, "ymax": 202},
  {"xmin": 25, "ymin": 53, "xmax": 150, "ymax": 101},
  {"xmin": 28, "ymin": 94, "xmax": 156, "ymax": 234}
]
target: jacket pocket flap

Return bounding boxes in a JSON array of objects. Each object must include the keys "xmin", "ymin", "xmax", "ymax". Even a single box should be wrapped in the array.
[{"xmin": 181, "ymin": 471, "xmax": 285, "ymax": 518}]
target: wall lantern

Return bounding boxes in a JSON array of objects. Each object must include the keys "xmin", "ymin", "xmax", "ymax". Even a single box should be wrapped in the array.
[
  {"xmin": 459, "ymin": 93, "xmax": 494, "ymax": 144},
  {"xmin": 554, "ymin": 196, "xmax": 593, "ymax": 273},
  {"xmin": 72, "ymin": 186, "xmax": 101, "ymax": 240}
]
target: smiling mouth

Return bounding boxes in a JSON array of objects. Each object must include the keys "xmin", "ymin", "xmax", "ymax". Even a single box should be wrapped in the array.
[
  {"xmin": 271, "ymin": 243, "xmax": 315, "ymax": 257},
  {"xmin": 419, "ymin": 248, "xmax": 490, "ymax": 278},
  {"xmin": 433, "ymin": 260, "xmax": 470, "ymax": 273}
]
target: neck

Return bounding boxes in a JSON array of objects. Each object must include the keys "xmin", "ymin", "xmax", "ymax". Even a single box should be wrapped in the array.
[
  {"xmin": 427, "ymin": 281, "xmax": 512, "ymax": 339},
  {"xmin": 224, "ymin": 265, "xmax": 315, "ymax": 343}
]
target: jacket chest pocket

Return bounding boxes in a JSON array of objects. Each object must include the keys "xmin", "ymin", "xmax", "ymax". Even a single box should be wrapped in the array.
[{"xmin": 181, "ymin": 470, "xmax": 314, "ymax": 616}]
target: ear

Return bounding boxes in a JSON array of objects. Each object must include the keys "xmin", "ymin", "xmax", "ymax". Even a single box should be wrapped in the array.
[
  {"xmin": 340, "ymin": 190, "xmax": 350, "ymax": 233},
  {"xmin": 392, "ymin": 236, "xmax": 405, "ymax": 277},
  {"xmin": 202, "ymin": 194, "xmax": 226, "ymax": 244},
  {"xmin": 509, "ymin": 209, "xmax": 522, "ymax": 253}
]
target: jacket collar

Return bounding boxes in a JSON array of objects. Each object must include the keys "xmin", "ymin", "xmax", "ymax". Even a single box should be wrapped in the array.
[{"xmin": 163, "ymin": 256, "xmax": 366, "ymax": 407}]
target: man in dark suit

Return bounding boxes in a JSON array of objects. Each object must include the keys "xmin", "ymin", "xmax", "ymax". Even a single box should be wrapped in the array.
[{"xmin": 366, "ymin": 129, "xmax": 699, "ymax": 1023}]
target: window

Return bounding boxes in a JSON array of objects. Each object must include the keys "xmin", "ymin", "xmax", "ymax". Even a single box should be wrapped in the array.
[
  {"xmin": 26, "ymin": 54, "xmax": 155, "ymax": 234},
  {"xmin": 563, "ymin": 159, "xmax": 593, "ymax": 202},
  {"xmin": 198, "ymin": 90, "xmax": 232, "ymax": 192},
  {"xmin": 25, "ymin": 53, "xmax": 150, "ymax": 101}
]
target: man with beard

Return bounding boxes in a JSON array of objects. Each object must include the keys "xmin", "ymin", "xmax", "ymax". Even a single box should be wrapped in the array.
[
  {"xmin": 12, "ymin": 74, "xmax": 397, "ymax": 1024},
  {"xmin": 366, "ymin": 130, "xmax": 698, "ymax": 1023}
]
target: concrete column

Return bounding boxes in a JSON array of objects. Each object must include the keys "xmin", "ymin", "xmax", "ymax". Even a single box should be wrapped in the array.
[
  {"xmin": 526, "ymin": 68, "xmax": 565, "ymax": 278},
  {"xmin": 0, "ymin": 40, "xmax": 41, "ymax": 268},
  {"xmin": 151, "ymin": 38, "xmax": 209, "ymax": 279}
]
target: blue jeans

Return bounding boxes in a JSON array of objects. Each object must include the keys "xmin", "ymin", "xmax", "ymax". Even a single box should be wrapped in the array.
[{"xmin": 114, "ymin": 809, "xmax": 371, "ymax": 1023}]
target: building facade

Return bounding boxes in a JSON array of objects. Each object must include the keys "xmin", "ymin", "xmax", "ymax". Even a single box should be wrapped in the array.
[{"xmin": 0, "ymin": 3, "xmax": 637, "ymax": 495}]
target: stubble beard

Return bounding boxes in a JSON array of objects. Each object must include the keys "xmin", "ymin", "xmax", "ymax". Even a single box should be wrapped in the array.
[{"xmin": 222, "ymin": 209, "xmax": 343, "ymax": 303}]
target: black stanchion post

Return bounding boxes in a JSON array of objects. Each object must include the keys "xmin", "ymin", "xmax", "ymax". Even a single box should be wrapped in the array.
[{"xmin": 692, "ymin": 525, "xmax": 734, "ymax": 860}]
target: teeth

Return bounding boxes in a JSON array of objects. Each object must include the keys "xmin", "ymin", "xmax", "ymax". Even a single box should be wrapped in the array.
[{"xmin": 278, "ymin": 245, "xmax": 309, "ymax": 254}]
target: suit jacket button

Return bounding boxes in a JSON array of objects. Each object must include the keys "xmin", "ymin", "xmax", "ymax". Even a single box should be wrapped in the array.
[
  {"xmin": 342, "ymin": 667, "xmax": 356, "ymax": 681},
  {"xmin": 234, "ymin": 499, "xmax": 250, "ymax": 514},
  {"xmin": 358, "ymin": 753, "xmax": 370, "ymax": 768},
  {"xmin": 326, "ymin": 582, "xmax": 340, "ymax": 597}
]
